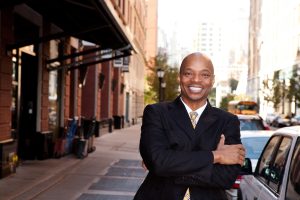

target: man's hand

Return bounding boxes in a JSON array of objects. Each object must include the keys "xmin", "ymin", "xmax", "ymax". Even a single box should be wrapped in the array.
[
  {"xmin": 212, "ymin": 134, "xmax": 245, "ymax": 166},
  {"xmin": 141, "ymin": 160, "xmax": 148, "ymax": 171}
]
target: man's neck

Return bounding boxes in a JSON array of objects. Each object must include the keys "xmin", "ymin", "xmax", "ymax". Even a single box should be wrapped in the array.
[{"xmin": 181, "ymin": 98, "xmax": 207, "ymax": 111}]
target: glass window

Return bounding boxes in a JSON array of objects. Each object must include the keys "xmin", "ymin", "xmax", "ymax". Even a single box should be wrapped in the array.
[
  {"xmin": 242, "ymin": 137, "xmax": 270, "ymax": 159},
  {"xmin": 268, "ymin": 137, "xmax": 291, "ymax": 193},
  {"xmin": 257, "ymin": 136, "xmax": 281, "ymax": 182},
  {"xmin": 11, "ymin": 56, "xmax": 18, "ymax": 138},
  {"xmin": 48, "ymin": 40, "xmax": 59, "ymax": 131},
  {"xmin": 239, "ymin": 118, "xmax": 265, "ymax": 131},
  {"xmin": 286, "ymin": 138, "xmax": 300, "ymax": 200}
]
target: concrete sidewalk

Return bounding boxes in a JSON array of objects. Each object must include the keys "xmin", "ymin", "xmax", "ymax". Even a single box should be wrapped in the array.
[{"xmin": 0, "ymin": 124, "xmax": 144, "ymax": 200}]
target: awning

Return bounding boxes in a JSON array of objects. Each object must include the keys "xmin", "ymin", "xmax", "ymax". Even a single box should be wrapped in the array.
[
  {"xmin": 4, "ymin": 0, "xmax": 133, "ymax": 52},
  {"xmin": 46, "ymin": 44, "xmax": 132, "ymax": 71}
]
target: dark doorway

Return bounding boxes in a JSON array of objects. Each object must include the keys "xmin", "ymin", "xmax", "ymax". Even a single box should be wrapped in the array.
[{"xmin": 18, "ymin": 52, "xmax": 38, "ymax": 160}]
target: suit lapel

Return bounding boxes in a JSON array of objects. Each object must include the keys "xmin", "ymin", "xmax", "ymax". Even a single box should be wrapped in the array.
[
  {"xmin": 195, "ymin": 103, "xmax": 218, "ymax": 135},
  {"xmin": 169, "ymin": 97, "xmax": 195, "ymax": 139}
]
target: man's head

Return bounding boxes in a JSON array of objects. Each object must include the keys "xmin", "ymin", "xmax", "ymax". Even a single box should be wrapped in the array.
[{"xmin": 179, "ymin": 52, "xmax": 215, "ymax": 110}]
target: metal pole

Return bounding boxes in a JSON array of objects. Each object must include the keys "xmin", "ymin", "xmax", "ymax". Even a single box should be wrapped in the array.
[
  {"xmin": 159, "ymin": 77, "xmax": 162, "ymax": 102},
  {"xmin": 161, "ymin": 82, "xmax": 166, "ymax": 102}
]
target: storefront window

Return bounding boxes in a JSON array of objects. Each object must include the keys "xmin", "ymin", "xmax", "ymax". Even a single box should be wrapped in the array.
[
  {"xmin": 48, "ymin": 41, "xmax": 59, "ymax": 131},
  {"xmin": 11, "ymin": 56, "xmax": 18, "ymax": 138},
  {"xmin": 48, "ymin": 71, "xmax": 58, "ymax": 130}
]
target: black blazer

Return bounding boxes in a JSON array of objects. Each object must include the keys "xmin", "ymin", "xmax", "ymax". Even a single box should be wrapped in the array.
[{"xmin": 134, "ymin": 97, "xmax": 241, "ymax": 200}]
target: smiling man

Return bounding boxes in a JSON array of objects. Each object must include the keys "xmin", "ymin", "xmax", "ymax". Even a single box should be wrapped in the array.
[{"xmin": 134, "ymin": 52, "xmax": 245, "ymax": 200}]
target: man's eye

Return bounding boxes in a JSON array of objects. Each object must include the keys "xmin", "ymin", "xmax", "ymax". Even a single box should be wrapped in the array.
[
  {"xmin": 200, "ymin": 73, "xmax": 211, "ymax": 79},
  {"xmin": 184, "ymin": 72, "xmax": 192, "ymax": 76}
]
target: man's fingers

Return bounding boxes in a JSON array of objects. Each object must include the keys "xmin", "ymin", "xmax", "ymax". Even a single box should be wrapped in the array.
[
  {"xmin": 141, "ymin": 161, "xmax": 148, "ymax": 171},
  {"xmin": 217, "ymin": 134, "xmax": 225, "ymax": 148}
]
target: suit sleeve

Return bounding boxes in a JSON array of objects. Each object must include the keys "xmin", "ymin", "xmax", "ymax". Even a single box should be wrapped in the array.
[
  {"xmin": 140, "ymin": 104, "xmax": 214, "ymax": 178},
  {"xmin": 173, "ymin": 114, "xmax": 242, "ymax": 189}
]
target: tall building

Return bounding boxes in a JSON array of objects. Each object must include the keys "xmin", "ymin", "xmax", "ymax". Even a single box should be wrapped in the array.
[
  {"xmin": 247, "ymin": 0, "xmax": 262, "ymax": 105},
  {"xmin": 192, "ymin": 21, "xmax": 230, "ymax": 106},
  {"xmin": 248, "ymin": 0, "xmax": 300, "ymax": 117}
]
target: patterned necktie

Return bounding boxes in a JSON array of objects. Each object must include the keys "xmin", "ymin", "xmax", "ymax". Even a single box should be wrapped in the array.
[
  {"xmin": 183, "ymin": 112, "xmax": 198, "ymax": 200},
  {"xmin": 189, "ymin": 111, "xmax": 198, "ymax": 129}
]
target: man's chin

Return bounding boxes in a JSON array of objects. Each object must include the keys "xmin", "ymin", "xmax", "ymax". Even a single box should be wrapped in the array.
[{"xmin": 187, "ymin": 95, "xmax": 206, "ymax": 102}]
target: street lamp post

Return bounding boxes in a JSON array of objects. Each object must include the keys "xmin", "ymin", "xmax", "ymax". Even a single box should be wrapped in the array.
[
  {"xmin": 157, "ymin": 68, "xmax": 165, "ymax": 102},
  {"xmin": 161, "ymin": 82, "xmax": 166, "ymax": 102}
]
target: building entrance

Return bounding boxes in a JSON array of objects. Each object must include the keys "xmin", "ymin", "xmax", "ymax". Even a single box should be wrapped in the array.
[{"xmin": 18, "ymin": 52, "xmax": 38, "ymax": 160}]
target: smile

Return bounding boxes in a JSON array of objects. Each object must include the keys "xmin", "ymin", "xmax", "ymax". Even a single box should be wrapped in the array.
[{"xmin": 189, "ymin": 86, "xmax": 203, "ymax": 93}]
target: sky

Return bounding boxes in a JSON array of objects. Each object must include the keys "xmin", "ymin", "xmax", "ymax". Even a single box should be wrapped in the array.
[{"xmin": 157, "ymin": 0, "xmax": 250, "ymax": 61}]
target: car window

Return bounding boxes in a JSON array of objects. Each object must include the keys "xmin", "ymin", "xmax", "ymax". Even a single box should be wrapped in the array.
[
  {"xmin": 268, "ymin": 137, "xmax": 292, "ymax": 193},
  {"xmin": 286, "ymin": 138, "xmax": 300, "ymax": 200},
  {"xmin": 239, "ymin": 118, "xmax": 265, "ymax": 130},
  {"xmin": 242, "ymin": 137, "xmax": 270, "ymax": 159},
  {"xmin": 256, "ymin": 135, "xmax": 292, "ymax": 196},
  {"xmin": 257, "ymin": 136, "xmax": 281, "ymax": 182}
]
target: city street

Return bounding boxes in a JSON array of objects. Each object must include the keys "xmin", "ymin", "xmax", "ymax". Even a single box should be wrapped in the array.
[{"xmin": 0, "ymin": 124, "xmax": 145, "ymax": 200}]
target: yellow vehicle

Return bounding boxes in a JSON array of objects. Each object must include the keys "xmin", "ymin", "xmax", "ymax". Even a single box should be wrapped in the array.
[{"xmin": 228, "ymin": 100, "xmax": 258, "ymax": 115}]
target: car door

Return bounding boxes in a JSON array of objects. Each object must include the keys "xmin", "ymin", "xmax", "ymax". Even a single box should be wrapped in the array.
[
  {"xmin": 285, "ymin": 137, "xmax": 300, "ymax": 200},
  {"xmin": 258, "ymin": 136, "xmax": 292, "ymax": 199},
  {"xmin": 241, "ymin": 135, "xmax": 282, "ymax": 200}
]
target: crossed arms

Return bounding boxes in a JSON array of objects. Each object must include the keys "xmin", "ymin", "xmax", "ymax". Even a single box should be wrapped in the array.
[{"xmin": 140, "ymin": 104, "xmax": 245, "ymax": 189}]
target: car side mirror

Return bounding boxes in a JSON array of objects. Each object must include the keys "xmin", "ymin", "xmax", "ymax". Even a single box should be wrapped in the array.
[{"xmin": 241, "ymin": 158, "xmax": 253, "ymax": 175}]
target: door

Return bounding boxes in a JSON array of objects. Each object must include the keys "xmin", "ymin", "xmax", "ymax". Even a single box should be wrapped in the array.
[{"xmin": 18, "ymin": 52, "xmax": 38, "ymax": 160}]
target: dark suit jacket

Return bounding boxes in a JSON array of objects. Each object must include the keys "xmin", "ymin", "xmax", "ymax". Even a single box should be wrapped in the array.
[{"xmin": 134, "ymin": 96, "xmax": 241, "ymax": 200}]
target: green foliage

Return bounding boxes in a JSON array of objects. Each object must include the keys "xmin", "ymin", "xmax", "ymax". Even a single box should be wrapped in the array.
[
  {"xmin": 262, "ymin": 78, "xmax": 273, "ymax": 103},
  {"xmin": 144, "ymin": 52, "xmax": 179, "ymax": 104},
  {"xmin": 208, "ymin": 87, "xmax": 216, "ymax": 106},
  {"xmin": 287, "ymin": 65, "xmax": 300, "ymax": 108},
  {"xmin": 272, "ymin": 71, "xmax": 282, "ymax": 110},
  {"xmin": 229, "ymin": 78, "xmax": 238, "ymax": 93},
  {"xmin": 164, "ymin": 68, "xmax": 180, "ymax": 101},
  {"xmin": 219, "ymin": 94, "xmax": 235, "ymax": 111}
]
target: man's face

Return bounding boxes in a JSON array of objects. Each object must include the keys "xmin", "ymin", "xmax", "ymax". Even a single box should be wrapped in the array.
[{"xmin": 179, "ymin": 54, "xmax": 215, "ymax": 108}]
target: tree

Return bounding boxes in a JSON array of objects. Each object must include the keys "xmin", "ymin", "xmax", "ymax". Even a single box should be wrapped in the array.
[
  {"xmin": 144, "ymin": 52, "xmax": 179, "ymax": 105},
  {"xmin": 262, "ymin": 78, "xmax": 273, "ymax": 104},
  {"xmin": 287, "ymin": 65, "xmax": 300, "ymax": 109},
  {"xmin": 219, "ymin": 94, "xmax": 235, "ymax": 111},
  {"xmin": 229, "ymin": 78, "xmax": 238, "ymax": 93},
  {"xmin": 272, "ymin": 70, "xmax": 282, "ymax": 110},
  {"xmin": 208, "ymin": 87, "xmax": 216, "ymax": 106},
  {"xmin": 164, "ymin": 67, "xmax": 180, "ymax": 101}
]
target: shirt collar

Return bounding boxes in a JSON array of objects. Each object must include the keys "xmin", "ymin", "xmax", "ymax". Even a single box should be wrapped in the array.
[{"xmin": 180, "ymin": 97, "xmax": 207, "ymax": 122}]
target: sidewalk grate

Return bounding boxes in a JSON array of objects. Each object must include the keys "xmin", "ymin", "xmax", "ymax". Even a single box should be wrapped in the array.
[
  {"xmin": 106, "ymin": 167, "xmax": 147, "ymax": 177},
  {"xmin": 77, "ymin": 159, "xmax": 146, "ymax": 200},
  {"xmin": 89, "ymin": 176, "xmax": 143, "ymax": 192},
  {"xmin": 114, "ymin": 159, "xmax": 142, "ymax": 167},
  {"xmin": 78, "ymin": 194, "xmax": 133, "ymax": 200}
]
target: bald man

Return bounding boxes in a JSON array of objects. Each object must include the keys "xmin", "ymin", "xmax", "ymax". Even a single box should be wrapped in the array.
[{"xmin": 134, "ymin": 52, "xmax": 245, "ymax": 200}]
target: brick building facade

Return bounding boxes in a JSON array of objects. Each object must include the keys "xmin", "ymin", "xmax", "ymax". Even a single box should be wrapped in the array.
[{"xmin": 0, "ymin": 0, "xmax": 157, "ymax": 178}]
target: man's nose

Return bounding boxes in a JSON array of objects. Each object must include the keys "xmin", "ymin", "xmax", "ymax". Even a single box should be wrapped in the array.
[{"xmin": 192, "ymin": 73, "xmax": 204, "ymax": 82}]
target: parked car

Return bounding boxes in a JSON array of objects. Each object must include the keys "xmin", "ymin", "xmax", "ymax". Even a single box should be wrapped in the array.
[
  {"xmin": 265, "ymin": 113, "xmax": 279, "ymax": 125},
  {"xmin": 226, "ymin": 130, "xmax": 273, "ymax": 200},
  {"xmin": 239, "ymin": 126, "xmax": 300, "ymax": 200},
  {"xmin": 237, "ymin": 114, "xmax": 269, "ymax": 131},
  {"xmin": 271, "ymin": 115, "xmax": 292, "ymax": 127},
  {"xmin": 291, "ymin": 115, "xmax": 300, "ymax": 125}
]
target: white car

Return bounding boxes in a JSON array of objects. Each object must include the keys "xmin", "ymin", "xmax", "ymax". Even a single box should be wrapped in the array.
[
  {"xmin": 226, "ymin": 130, "xmax": 273, "ymax": 200},
  {"xmin": 239, "ymin": 126, "xmax": 300, "ymax": 200},
  {"xmin": 237, "ymin": 114, "xmax": 270, "ymax": 131},
  {"xmin": 265, "ymin": 113, "xmax": 279, "ymax": 125},
  {"xmin": 240, "ymin": 131, "xmax": 274, "ymax": 172}
]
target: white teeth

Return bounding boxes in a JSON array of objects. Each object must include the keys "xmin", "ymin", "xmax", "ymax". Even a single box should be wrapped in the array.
[{"xmin": 189, "ymin": 87, "xmax": 202, "ymax": 92}]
